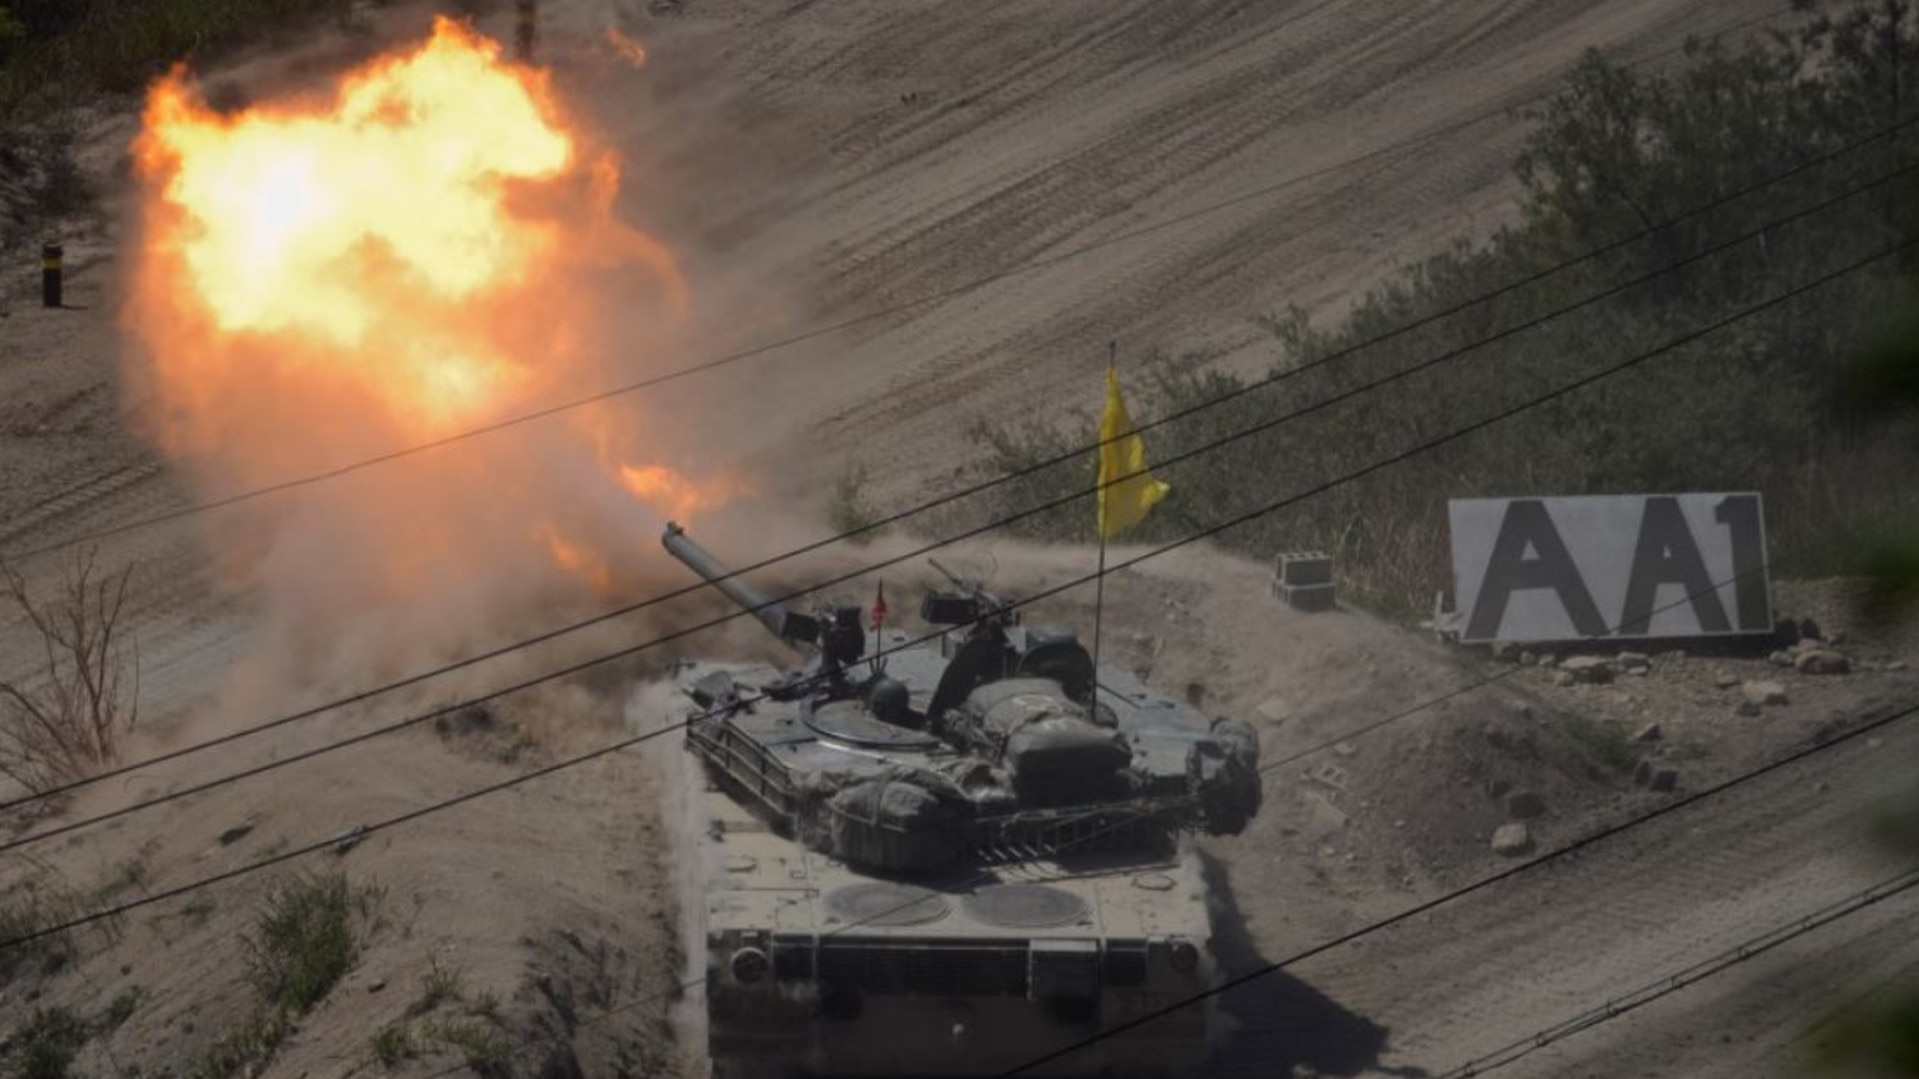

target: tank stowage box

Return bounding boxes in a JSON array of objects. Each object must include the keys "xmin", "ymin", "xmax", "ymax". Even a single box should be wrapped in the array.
[{"xmin": 656, "ymin": 523, "xmax": 1265, "ymax": 1078}]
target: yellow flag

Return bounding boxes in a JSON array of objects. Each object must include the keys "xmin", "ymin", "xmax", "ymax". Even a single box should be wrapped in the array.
[{"xmin": 1097, "ymin": 364, "xmax": 1170, "ymax": 540}]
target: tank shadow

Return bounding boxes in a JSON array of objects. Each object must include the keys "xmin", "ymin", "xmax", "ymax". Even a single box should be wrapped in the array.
[{"xmin": 1199, "ymin": 850, "xmax": 1427, "ymax": 1078}]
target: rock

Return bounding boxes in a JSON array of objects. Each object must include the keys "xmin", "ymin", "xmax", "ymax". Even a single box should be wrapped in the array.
[
  {"xmin": 1769, "ymin": 650, "xmax": 1795, "ymax": 667},
  {"xmin": 1886, "ymin": 659, "xmax": 1908, "ymax": 671},
  {"xmin": 1560, "ymin": 656, "xmax": 1615, "ymax": 683},
  {"xmin": 1491, "ymin": 822, "xmax": 1534, "ymax": 857},
  {"xmin": 367, "ymin": 978, "xmax": 387, "ymax": 993},
  {"xmin": 1634, "ymin": 722, "xmax": 1663, "ymax": 743},
  {"xmin": 1333, "ymin": 741, "xmax": 1358, "ymax": 758},
  {"xmin": 217, "ymin": 824, "xmax": 254, "ymax": 846},
  {"xmin": 1741, "ymin": 681, "xmax": 1789, "ymax": 707},
  {"xmin": 1490, "ymin": 641, "xmax": 1520, "ymax": 662},
  {"xmin": 1735, "ymin": 699, "xmax": 1762, "ymax": 717},
  {"xmin": 1794, "ymin": 650, "xmax": 1851, "ymax": 675},
  {"xmin": 1550, "ymin": 670, "xmax": 1576, "ymax": 687},
  {"xmin": 332, "ymin": 824, "xmax": 370, "ymax": 856},
  {"xmin": 1537, "ymin": 654, "xmax": 1559, "ymax": 668},
  {"xmin": 1618, "ymin": 651, "xmax": 1651, "ymax": 670},
  {"xmin": 1519, "ymin": 650, "xmax": 1538, "ymax": 666},
  {"xmin": 1302, "ymin": 791, "xmax": 1349, "ymax": 834},
  {"xmin": 1712, "ymin": 669, "xmax": 1740, "ymax": 689},
  {"xmin": 1256, "ymin": 698, "xmax": 1288, "ymax": 723},
  {"xmin": 1506, "ymin": 791, "xmax": 1546, "ymax": 819},
  {"xmin": 1649, "ymin": 767, "xmax": 1679, "ymax": 793}
]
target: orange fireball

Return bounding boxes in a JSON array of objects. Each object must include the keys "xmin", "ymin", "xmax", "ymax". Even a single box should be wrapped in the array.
[{"xmin": 124, "ymin": 18, "xmax": 740, "ymax": 662}]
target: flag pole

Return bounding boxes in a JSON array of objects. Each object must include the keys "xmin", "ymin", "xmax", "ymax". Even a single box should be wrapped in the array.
[{"xmin": 1091, "ymin": 340, "xmax": 1116, "ymax": 704}]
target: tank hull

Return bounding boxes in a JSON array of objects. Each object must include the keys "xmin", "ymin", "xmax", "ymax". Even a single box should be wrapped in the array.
[{"xmin": 693, "ymin": 780, "xmax": 1219, "ymax": 1079}]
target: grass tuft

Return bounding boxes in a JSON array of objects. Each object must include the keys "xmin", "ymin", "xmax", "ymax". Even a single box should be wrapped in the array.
[{"xmin": 244, "ymin": 871, "xmax": 358, "ymax": 1015}]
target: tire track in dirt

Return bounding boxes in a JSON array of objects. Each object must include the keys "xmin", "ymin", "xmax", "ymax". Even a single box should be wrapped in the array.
[{"xmin": 1198, "ymin": 706, "xmax": 1919, "ymax": 1077}]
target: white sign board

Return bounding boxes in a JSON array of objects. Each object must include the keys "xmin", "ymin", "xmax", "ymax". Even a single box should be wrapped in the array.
[{"xmin": 1448, "ymin": 493, "xmax": 1771, "ymax": 643}]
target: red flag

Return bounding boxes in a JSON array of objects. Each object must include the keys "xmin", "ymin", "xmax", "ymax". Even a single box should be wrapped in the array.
[{"xmin": 871, "ymin": 580, "xmax": 888, "ymax": 630}]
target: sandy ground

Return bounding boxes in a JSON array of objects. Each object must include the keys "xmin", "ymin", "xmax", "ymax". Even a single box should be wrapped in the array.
[{"xmin": 4, "ymin": 1, "xmax": 1919, "ymax": 1077}]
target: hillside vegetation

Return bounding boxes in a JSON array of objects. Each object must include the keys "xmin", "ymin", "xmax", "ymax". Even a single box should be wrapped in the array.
[{"xmin": 935, "ymin": 1, "xmax": 1919, "ymax": 617}]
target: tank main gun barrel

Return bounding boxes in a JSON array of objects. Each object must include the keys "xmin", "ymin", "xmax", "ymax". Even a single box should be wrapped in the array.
[{"xmin": 662, "ymin": 522, "xmax": 819, "ymax": 646}]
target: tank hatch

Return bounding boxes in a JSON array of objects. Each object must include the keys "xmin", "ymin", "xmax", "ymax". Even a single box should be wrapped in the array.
[
  {"xmin": 961, "ymin": 883, "xmax": 1090, "ymax": 928},
  {"xmin": 823, "ymin": 882, "xmax": 952, "ymax": 927},
  {"xmin": 806, "ymin": 700, "xmax": 942, "ymax": 750}
]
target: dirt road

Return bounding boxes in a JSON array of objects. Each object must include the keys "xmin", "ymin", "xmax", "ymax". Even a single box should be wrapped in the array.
[{"xmin": 1205, "ymin": 701, "xmax": 1919, "ymax": 1078}]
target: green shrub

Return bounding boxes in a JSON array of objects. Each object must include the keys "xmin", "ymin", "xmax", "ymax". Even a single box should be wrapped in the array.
[
  {"xmin": 944, "ymin": 4, "xmax": 1919, "ymax": 615},
  {"xmin": 369, "ymin": 1022, "xmax": 413, "ymax": 1068},
  {"xmin": 244, "ymin": 871, "xmax": 358, "ymax": 1016},
  {"xmin": 7, "ymin": 1006, "xmax": 88, "ymax": 1079}
]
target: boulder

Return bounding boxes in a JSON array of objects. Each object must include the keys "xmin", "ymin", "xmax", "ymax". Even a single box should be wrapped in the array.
[
  {"xmin": 1560, "ymin": 656, "xmax": 1615, "ymax": 684},
  {"xmin": 1793, "ymin": 650, "xmax": 1851, "ymax": 675},
  {"xmin": 1741, "ymin": 681, "xmax": 1789, "ymax": 707},
  {"xmin": 1491, "ymin": 822, "xmax": 1534, "ymax": 857}
]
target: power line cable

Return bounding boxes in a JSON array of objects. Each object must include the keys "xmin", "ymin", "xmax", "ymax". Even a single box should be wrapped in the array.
[
  {"xmin": 409, "ymin": 555, "xmax": 1785, "ymax": 1079},
  {"xmin": 1435, "ymin": 867, "xmax": 1919, "ymax": 1078},
  {"xmin": 3, "ymin": 228, "xmax": 1905, "ymax": 949},
  {"xmin": 1, "ymin": 1, "xmax": 1807, "ymax": 565},
  {"xmin": 992, "ymin": 696, "xmax": 1919, "ymax": 1077},
  {"xmin": 9, "ymin": 121, "xmax": 1907, "ymax": 824}
]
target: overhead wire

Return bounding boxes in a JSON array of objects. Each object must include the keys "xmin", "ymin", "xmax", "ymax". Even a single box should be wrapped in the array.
[
  {"xmin": 1434, "ymin": 868, "xmax": 1919, "ymax": 1078},
  {"xmin": 0, "ymin": 2, "xmax": 1802, "ymax": 566},
  {"xmin": 3, "ymin": 2, "xmax": 1857, "ymax": 814},
  {"xmin": 7, "ymin": 130, "xmax": 1911, "ymax": 837},
  {"xmin": 3, "ymin": 226, "xmax": 1909, "ymax": 949},
  {"xmin": 991, "ymin": 696, "xmax": 1919, "ymax": 1077},
  {"xmin": 407, "ymin": 554, "xmax": 1789, "ymax": 1079}
]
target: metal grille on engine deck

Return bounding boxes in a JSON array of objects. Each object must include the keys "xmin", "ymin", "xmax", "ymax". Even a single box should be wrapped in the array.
[
  {"xmin": 815, "ymin": 939, "xmax": 1029, "ymax": 997},
  {"xmin": 971, "ymin": 810, "xmax": 1170, "ymax": 862}
]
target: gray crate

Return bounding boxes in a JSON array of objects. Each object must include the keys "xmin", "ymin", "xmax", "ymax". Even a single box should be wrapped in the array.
[
  {"xmin": 1273, "ymin": 550, "xmax": 1333, "ymax": 587},
  {"xmin": 1277, "ymin": 582, "xmax": 1337, "ymax": 613}
]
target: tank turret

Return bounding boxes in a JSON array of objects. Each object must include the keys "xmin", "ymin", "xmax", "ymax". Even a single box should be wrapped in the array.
[{"xmin": 654, "ymin": 523, "xmax": 1264, "ymax": 1077}]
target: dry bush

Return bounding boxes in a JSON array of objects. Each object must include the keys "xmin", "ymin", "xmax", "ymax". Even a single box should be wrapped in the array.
[{"xmin": 0, "ymin": 550, "xmax": 138, "ymax": 794}]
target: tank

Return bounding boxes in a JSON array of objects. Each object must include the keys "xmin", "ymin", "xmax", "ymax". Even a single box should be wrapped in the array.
[{"xmin": 657, "ymin": 522, "xmax": 1263, "ymax": 1078}]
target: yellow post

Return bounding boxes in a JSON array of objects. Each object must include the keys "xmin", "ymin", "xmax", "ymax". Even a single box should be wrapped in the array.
[{"xmin": 41, "ymin": 242, "xmax": 63, "ymax": 308}]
